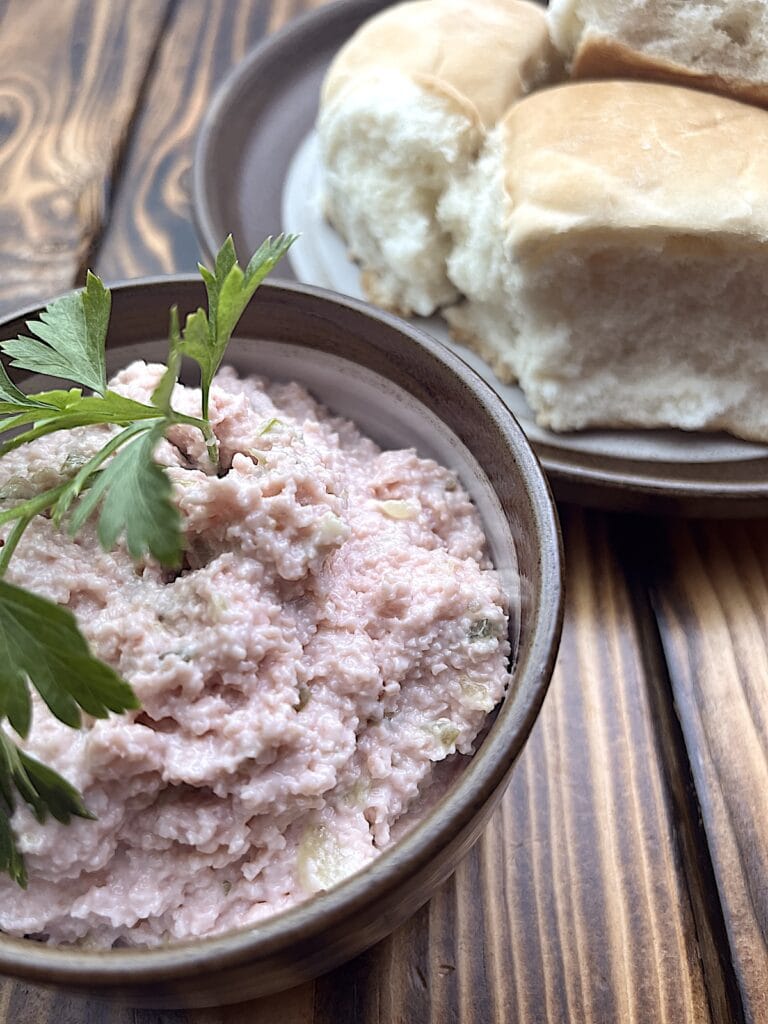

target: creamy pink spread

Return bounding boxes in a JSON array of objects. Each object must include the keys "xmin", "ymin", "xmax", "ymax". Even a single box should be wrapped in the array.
[{"xmin": 0, "ymin": 362, "xmax": 510, "ymax": 947}]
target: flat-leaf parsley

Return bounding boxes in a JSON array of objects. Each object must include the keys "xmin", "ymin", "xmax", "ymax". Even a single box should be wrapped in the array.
[{"xmin": 0, "ymin": 234, "xmax": 295, "ymax": 885}]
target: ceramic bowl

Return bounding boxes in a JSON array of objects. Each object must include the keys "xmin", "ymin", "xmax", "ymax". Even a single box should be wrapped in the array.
[{"xmin": 0, "ymin": 279, "xmax": 563, "ymax": 1008}]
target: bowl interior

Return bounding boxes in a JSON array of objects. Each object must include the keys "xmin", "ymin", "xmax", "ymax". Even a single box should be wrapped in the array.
[
  {"xmin": 0, "ymin": 279, "xmax": 562, "ymax": 1006},
  {"xmin": 106, "ymin": 333, "xmax": 521, "ymax": 649}
]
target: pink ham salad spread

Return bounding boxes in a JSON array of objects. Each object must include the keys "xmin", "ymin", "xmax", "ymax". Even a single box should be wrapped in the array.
[{"xmin": 0, "ymin": 362, "xmax": 511, "ymax": 947}]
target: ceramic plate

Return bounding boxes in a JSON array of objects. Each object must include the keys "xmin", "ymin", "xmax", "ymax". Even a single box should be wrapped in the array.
[{"xmin": 192, "ymin": 0, "xmax": 768, "ymax": 515}]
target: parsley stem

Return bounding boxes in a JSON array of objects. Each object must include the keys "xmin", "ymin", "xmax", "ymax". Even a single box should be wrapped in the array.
[
  {"xmin": 205, "ymin": 435, "xmax": 219, "ymax": 466},
  {"xmin": 0, "ymin": 482, "xmax": 68, "ymax": 529},
  {"xmin": 0, "ymin": 412, "xmax": 159, "ymax": 459},
  {"xmin": 199, "ymin": 388, "xmax": 218, "ymax": 467},
  {"xmin": 0, "ymin": 515, "xmax": 33, "ymax": 577},
  {"xmin": 168, "ymin": 411, "xmax": 207, "ymax": 430},
  {"xmin": 0, "ymin": 482, "xmax": 69, "ymax": 579}
]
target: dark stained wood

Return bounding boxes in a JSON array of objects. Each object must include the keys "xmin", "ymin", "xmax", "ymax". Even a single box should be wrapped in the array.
[
  {"xmin": 649, "ymin": 519, "xmax": 768, "ymax": 1024},
  {"xmin": 620, "ymin": 552, "xmax": 745, "ymax": 1024},
  {"xmin": 0, "ymin": 981, "xmax": 317, "ymax": 1023},
  {"xmin": 95, "ymin": 0, "xmax": 329, "ymax": 282},
  {"xmin": 0, "ymin": 0, "xmax": 171, "ymax": 313}
]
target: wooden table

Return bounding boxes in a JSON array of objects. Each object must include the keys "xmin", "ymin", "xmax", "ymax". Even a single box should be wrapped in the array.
[{"xmin": 0, "ymin": 2, "xmax": 765, "ymax": 1021}]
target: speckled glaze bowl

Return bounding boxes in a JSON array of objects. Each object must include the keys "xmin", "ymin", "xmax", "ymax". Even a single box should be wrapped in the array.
[{"xmin": 0, "ymin": 279, "xmax": 563, "ymax": 1008}]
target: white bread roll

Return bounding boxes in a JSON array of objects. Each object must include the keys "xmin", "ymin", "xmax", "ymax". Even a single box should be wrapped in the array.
[
  {"xmin": 439, "ymin": 80, "xmax": 768, "ymax": 442},
  {"xmin": 318, "ymin": 0, "xmax": 561, "ymax": 317},
  {"xmin": 549, "ymin": 0, "xmax": 768, "ymax": 108}
]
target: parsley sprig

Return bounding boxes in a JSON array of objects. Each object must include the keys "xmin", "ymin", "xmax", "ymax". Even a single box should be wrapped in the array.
[{"xmin": 0, "ymin": 234, "xmax": 295, "ymax": 886}]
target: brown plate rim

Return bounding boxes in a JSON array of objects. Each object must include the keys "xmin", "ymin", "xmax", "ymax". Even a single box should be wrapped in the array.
[{"xmin": 191, "ymin": 0, "xmax": 768, "ymax": 517}]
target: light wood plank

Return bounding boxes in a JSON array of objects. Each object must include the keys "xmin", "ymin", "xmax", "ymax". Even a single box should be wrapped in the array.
[
  {"xmin": 0, "ymin": 0, "xmax": 171, "ymax": 312},
  {"xmin": 651, "ymin": 519, "xmax": 768, "ymax": 1024}
]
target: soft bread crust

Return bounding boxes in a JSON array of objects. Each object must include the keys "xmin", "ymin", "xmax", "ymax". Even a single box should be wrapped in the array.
[
  {"xmin": 322, "ymin": 0, "xmax": 559, "ymax": 129},
  {"xmin": 439, "ymin": 81, "xmax": 768, "ymax": 442},
  {"xmin": 318, "ymin": 0, "xmax": 562, "ymax": 317},
  {"xmin": 571, "ymin": 34, "xmax": 768, "ymax": 108},
  {"xmin": 499, "ymin": 80, "xmax": 768, "ymax": 257},
  {"xmin": 549, "ymin": 0, "xmax": 768, "ymax": 109}
]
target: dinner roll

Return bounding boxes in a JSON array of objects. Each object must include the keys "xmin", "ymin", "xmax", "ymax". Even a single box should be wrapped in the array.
[
  {"xmin": 549, "ymin": 0, "xmax": 768, "ymax": 108},
  {"xmin": 318, "ymin": 0, "xmax": 561, "ymax": 317},
  {"xmin": 439, "ymin": 80, "xmax": 768, "ymax": 442}
]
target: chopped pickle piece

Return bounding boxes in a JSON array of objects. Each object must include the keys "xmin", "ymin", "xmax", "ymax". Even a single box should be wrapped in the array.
[
  {"xmin": 467, "ymin": 616, "xmax": 503, "ymax": 642},
  {"xmin": 297, "ymin": 824, "xmax": 364, "ymax": 893},
  {"xmin": 258, "ymin": 417, "xmax": 283, "ymax": 436},
  {"xmin": 424, "ymin": 718, "xmax": 460, "ymax": 752},
  {"xmin": 376, "ymin": 499, "xmax": 419, "ymax": 520},
  {"xmin": 460, "ymin": 678, "xmax": 495, "ymax": 713}
]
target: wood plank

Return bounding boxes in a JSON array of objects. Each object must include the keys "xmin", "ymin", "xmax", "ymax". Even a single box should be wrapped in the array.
[
  {"xmin": 0, "ymin": 0, "xmax": 171, "ymax": 313},
  {"xmin": 94, "ymin": 0, "xmax": 332, "ymax": 282},
  {"xmin": 649, "ymin": 519, "xmax": 768, "ymax": 1024}
]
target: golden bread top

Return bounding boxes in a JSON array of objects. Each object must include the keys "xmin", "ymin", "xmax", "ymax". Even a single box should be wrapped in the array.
[
  {"xmin": 500, "ymin": 80, "xmax": 768, "ymax": 255},
  {"xmin": 321, "ymin": 0, "xmax": 558, "ymax": 129}
]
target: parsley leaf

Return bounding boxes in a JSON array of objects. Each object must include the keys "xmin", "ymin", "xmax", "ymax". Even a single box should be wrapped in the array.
[
  {"xmin": 0, "ymin": 730, "xmax": 92, "ymax": 824},
  {"xmin": 0, "ymin": 731, "xmax": 94, "ymax": 888},
  {"xmin": 175, "ymin": 308, "xmax": 210, "ymax": 386},
  {"xmin": 0, "ymin": 272, "xmax": 110, "ymax": 394},
  {"xmin": 0, "ymin": 579, "xmax": 139, "ymax": 733},
  {"xmin": 0, "ymin": 363, "xmax": 58, "ymax": 414},
  {"xmin": 182, "ymin": 234, "xmax": 297, "ymax": 421},
  {"xmin": 0, "ymin": 234, "xmax": 294, "ymax": 886},
  {"xmin": 69, "ymin": 424, "xmax": 182, "ymax": 567},
  {"xmin": 51, "ymin": 421, "xmax": 152, "ymax": 528},
  {"xmin": 0, "ymin": 806, "xmax": 26, "ymax": 887}
]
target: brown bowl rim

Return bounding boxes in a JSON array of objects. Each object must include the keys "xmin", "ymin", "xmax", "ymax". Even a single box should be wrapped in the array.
[{"xmin": 0, "ymin": 276, "xmax": 563, "ymax": 988}]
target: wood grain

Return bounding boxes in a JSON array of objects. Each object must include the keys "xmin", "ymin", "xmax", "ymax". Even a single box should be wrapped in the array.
[
  {"xmin": 95, "ymin": 0, "xmax": 329, "ymax": 282},
  {"xmin": 0, "ymin": 0, "xmax": 171, "ymax": 313},
  {"xmin": 650, "ymin": 519, "xmax": 768, "ymax": 1024}
]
